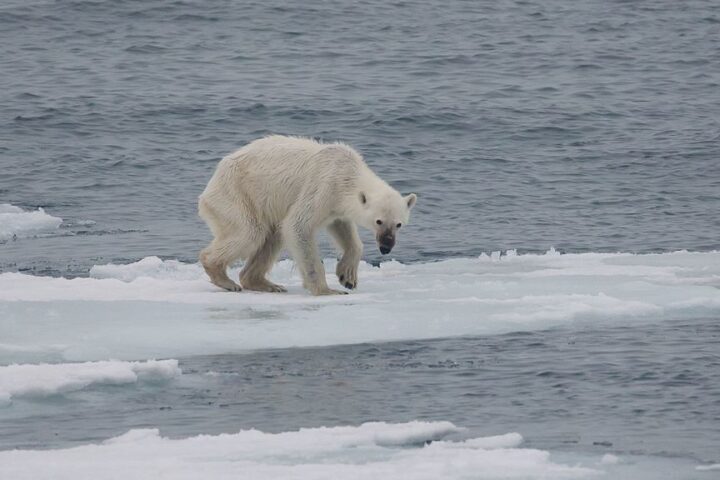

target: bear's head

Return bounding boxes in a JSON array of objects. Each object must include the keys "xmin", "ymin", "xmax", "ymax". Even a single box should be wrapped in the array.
[{"xmin": 358, "ymin": 191, "xmax": 417, "ymax": 255}]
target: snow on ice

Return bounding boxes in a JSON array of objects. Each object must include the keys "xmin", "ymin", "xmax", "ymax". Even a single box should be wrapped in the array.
[
  {"xmin": 1, "ymin": 251, "xmax": 717, "ymax": 478},
  {"xmin": 1, "ymin": 250, "xmax": 719, "ymax": 362},
  {"xmin": 0, "ymin": 421, "xmax": 602, "ymax": 480}
]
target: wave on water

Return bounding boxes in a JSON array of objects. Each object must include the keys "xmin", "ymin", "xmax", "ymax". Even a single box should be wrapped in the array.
[
  {"xmin": 0, "ymin": 203, "xmax": 62, "ymax": 241},
  {"xmin": 0, "ymin": 250, "xmax": 718, "ymax": 362}
]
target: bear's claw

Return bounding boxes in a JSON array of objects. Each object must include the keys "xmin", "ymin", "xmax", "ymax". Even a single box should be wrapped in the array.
[
  {"xmin": 216, "ymin": 280, "xmax": 242, "ymax": 292},
  {"xmin": 336, "ymin": 259, "xmax": 358, "ymax": 291}
]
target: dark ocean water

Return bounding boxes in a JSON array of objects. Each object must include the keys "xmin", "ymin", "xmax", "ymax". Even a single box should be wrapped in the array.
[
  {"xmin": 2, "ymin": 0, "xmax": 720, "ymax": 473},
  {"xmin": 4, "ymin": 319, "xmax": 720, "ymax": 463},
  {"xmin": 2, "ymin": 0, "xmax": 719, "ymax": 276}
]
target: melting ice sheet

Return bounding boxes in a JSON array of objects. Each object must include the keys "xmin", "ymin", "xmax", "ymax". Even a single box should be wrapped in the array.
[
  {"xmin": 2, "ymin": 253, "xmax": 718, "ymax": 478},
  {"xmin": 0, "ymin": 421, "xmax": 599, "ymax": 479},
  {"xmin": 1, "ymin": 250, "xmax": 719, "ymax": 362},
  {"xmin": 0, "ymin": 421, "xmax": 708, "ymax": 480},
  {"xmin": 0, "ymin": 204, "xmax": 62, "ymax": 241}
]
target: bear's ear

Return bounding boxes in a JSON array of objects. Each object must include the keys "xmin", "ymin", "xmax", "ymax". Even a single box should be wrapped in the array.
[
  {"xmin": 359, "ymin": 192, "xmax": 367, "ymax": 205},
  {"xmin": 405, "ymin": 193, "xmax": 417, "ymax": 210}
]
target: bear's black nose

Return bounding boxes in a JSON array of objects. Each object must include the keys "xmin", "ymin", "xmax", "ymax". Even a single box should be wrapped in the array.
[{"xmin": 378, "ymin": 231, "xmax": 395, "ymax": 255}]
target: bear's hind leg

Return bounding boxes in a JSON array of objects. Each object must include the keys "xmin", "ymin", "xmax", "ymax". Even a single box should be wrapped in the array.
[
  {"xmin": 200, "ymin": 237, "xmax": 244, "ymax": 292},
  {"xmin": 239, "ymin": 230, "xmax": 287, "ymax": 293}
]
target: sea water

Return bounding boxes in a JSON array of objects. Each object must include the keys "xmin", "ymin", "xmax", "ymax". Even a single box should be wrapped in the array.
[{"xmin": 1, "ymin": 0, "xmax": 720, "ymax": 478}]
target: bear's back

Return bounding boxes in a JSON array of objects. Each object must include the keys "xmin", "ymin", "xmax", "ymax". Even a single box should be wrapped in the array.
[
  {"xmin": 208, "ymin": 135, "xmax": 366, "ymax": 220},
  {"xmin": 223, "ymin": 135, "xmax": 363, "ymax": 177}
]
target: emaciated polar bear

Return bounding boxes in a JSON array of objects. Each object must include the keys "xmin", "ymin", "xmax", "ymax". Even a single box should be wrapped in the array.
[{"xmin": 198, "ymin": 135, "xmax": 417, "ymax": 295}]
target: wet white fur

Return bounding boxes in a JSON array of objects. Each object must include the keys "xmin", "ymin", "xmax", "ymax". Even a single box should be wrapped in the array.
[{"xmin": 198, "ymin": 135, "xmax": 416, "ymax": 295}]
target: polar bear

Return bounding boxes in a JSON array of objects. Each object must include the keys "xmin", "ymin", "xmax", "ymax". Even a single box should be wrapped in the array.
[{"xmin": 198, "ymin": 135, "xmax": 417, "ymax": 295}]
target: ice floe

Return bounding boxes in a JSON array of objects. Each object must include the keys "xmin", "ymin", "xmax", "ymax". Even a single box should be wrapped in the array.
[
  {"xmin": 0, "ymin": 421, "xmax": 602, "ymax": 480},
  {"xmin": 0, "ymin": 250, "xmax": 719, "ymax": 362},
  {"xmin": 0, "ymin": 359, "xmax": 180, "ymax": 405},
  {"xmin": 0, "ymin": 203, "xmax": 62, "ymax": 241},
  {"xmin": 600, "ymin": 453, "xmax": 620, "ymax": 465}
]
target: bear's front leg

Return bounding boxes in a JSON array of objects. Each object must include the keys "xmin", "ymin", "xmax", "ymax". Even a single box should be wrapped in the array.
[
  {"xmin": 336, "ymin": 257, "xmax": 360, "ymax": 290},
  {"xmin": 327, "ymin": 219, "xmax": 362, "ymax": 290},
  {"xmin": 284, "ymin": 217, "xmax": 347, "ymax": 296}
]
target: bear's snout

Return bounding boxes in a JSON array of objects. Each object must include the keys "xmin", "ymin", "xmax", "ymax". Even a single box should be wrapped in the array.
[{"xmin": 378, "ymin": 231, "xmax": 395, "ymax": 255}]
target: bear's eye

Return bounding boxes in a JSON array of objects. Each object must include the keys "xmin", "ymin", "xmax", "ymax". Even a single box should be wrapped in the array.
[
  {"xmin": 396, "ymin": 223, "xmax": 402, "ymax": 228},
  {"xmin": 376, "ymin": 219, "xmax": 382, "ymax": 225}
]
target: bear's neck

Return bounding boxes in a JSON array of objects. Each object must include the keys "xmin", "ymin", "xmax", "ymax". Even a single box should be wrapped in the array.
[
  {"xmin": 340, "ymin": 165, "xmax": 396, "ymax": 219},
  {"xmin": 358, "ymin": 166, "xmax": 388, "ymax": 191}
]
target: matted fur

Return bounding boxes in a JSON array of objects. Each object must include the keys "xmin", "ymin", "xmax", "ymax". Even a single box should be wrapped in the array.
[{"xmin": 198, "ymin": 135, "xmax": 416, "ymax": 295}]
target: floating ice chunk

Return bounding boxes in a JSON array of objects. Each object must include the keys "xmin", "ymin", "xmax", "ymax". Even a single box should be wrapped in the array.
[
  {"xmin": 104, "ymin": 428, "xmax": 165, "ymax": 445},
  {"xmin": 0, "ymin": 204, "xmax": 22, "ymax": 213},
  {"xmin": 0, "ymin": 204, "xmax": 62, "ymax": 240},
  {"xmin": 1, "ymin": 251, "xmax": 719, "ymax": 362},
  {"xmin": 454, "ymin": 432, "xmax": 524, "ymax": 449},
  {"xmin": 0, "ymin": 359, "xmax": 180, "ymax": 403},
  {"xmin": 601, "ymin": 453, "xmax": 620, "ymax": 465},
  {"xmin": 364, "ymin": 420, "xmax": 463, "ymax": 446},
  {"xmin": 696, "ymin": 463, "xmax": 720, "ymax": 471},
  {"xmin": 90, "ymin": 256, "xmax": 204, "ymax": 282},
  {"xmin": 0, "ymin": 422, "xmax": 600, "ymax": 480}
]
